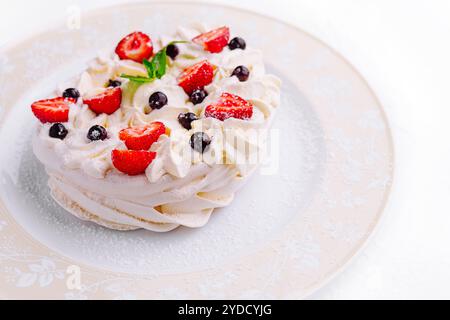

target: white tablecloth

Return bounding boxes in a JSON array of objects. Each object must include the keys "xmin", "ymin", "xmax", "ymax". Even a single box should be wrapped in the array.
[{"xmin": 1, "ymin": 0, "xmax": 449, "ymax": 299}]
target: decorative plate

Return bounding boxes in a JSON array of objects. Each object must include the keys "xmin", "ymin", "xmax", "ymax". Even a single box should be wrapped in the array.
[{"xmin": 0, "ymin": 1, "xmax": 393, "ymax": 299}]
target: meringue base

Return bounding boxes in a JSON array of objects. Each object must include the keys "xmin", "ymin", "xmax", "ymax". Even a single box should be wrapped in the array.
[
  {"xmin": 50, "ymin": 186, "xmax": 141, "ymax": 231},
  {"xmin": 48, "ymin": 175, "xmax": 219, "ymax": 232},
  {"xmin": 34, "ymin": 132, "xmax": 256, "ymax": 232}
]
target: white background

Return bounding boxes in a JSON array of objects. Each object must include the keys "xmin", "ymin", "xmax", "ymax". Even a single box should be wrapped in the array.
[{"xmin": 1, "ymin": 0, "xmax": 450, "ymax": 299}]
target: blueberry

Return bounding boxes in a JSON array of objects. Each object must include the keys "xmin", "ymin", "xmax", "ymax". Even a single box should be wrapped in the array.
[
  {"xmin": 166, "ymin": 44, "xmax": 179, "ymax": 60},
  {"xmin": 49, "ymin": 123, "xmax": 68, "ymax": 140},
  {"xmin": 87, "ymin": 125, "xmax": 107, "ymax": 141},
  {"xmin": 62, "ymin": 88, "xmax": 80, "ymax": 101},
  {"xmin": 149, "ymin": 91, "xmax": 168, "ymax": 109},
  {"xmin": 178, "ymin": 112, "xmax": 199, "ymax": 130},
  {"xmin": 189, "ymin": 89, "xmax": 207, "ymax": 105},
  {"xmin": 228, "ymin": 37, "xmax": 246, "ymax": 50},
  {"xmin": 190, "ymin": 132, "xmax": 211, "ymax": 153},
  {"xmin": 231, "ymin": 66, "xmax": 250, "ymax": 82},
  {"xmin": 108, "ymin": 79, "xmax": 122, "ymax": 88}
]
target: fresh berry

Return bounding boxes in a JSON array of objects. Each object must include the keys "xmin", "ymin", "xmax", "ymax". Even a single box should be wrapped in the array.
[
  {"xmin": 178, "ymin": 112, "xmax": 198, "ymax": 130},
  {"xmin": 205, "ymin": 93, "xmax": 253, "ymax": 121},
  {"xmin": 166, "ymin": 44, "xmax": 179, "ymax": 60},
  {"xmin": 231, "ymin": 65, "xmax": 250, "ymax": 82},
  {"xmin": 192, "ymin": 26, "xmax": 230, "ymax": 53},
  {"xmin": 111, "ymin": 149, "xmax": 156, "ymax": 176},
  {"xmin": 62, "ymin": 88, "xmax": 80, "ymax": 101},
  {"xmin": 87, "ymin": 125, "xmax": 108, "ymax": 141},
  {"xmin": 115, "ymin": 31, "xmax": 153, "ymax": 63},
  {"xmin": 190, "ymin": 132, "xmax": 211, "ymax": 153},
  {"xmin": 108, "ymin": 79, "xmax": 122, "ymax": 88},
  {"xmin": 119, "ymin": 121, "xmax": 166, "ymax": 150},
  {"xmin": 148, "ymin": 91, "xmax": 168, "ymax": 110},
  {"xmin": 31, "ymin": 97, "xmax": 75, "ymax": 123},
  {"xmin": 228, "ymin": 37, "xmax": 246, "ymax": 50},
  {"xmin": 189, "ymin": 89, "xmax": 208, "ymax": 105},
  {"xmin": 84, "ymin": 87, "xmax": 122, "ymax": 115},
  {"xmin": 177, "ymin": 60, "xmax": 214, "ymax": 94},
  {"xmin": 49, "ymin": 123, "xmax": 68, "ymax": 140}
]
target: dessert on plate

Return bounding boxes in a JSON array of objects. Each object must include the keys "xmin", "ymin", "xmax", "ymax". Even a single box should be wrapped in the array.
[{"xmin": 31, "ymin": 24, "xmax": 281, "ymax": 232}]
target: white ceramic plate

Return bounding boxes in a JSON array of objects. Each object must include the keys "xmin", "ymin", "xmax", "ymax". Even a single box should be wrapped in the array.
[{"xmin": 0, "ymin": 1, "xmax": 393, "ymax": 299}]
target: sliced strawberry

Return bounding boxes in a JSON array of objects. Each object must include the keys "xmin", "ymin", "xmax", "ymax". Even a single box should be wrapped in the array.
[
  {"xmin": 177, "ymin": 60, "xmax": 214, "ymax": 94},
  {"xmin": 111, "ymin": 149, "xmax": 156, "ymax": 176},
  {"xmin": 205, "ymin": 93, "xmax": 253, "ymax": 121},
  {"xmin": 31, "ymin": 97, "xmax": 75, "ymax": 123},
  {"xmin": 115, "ymin": 31, "xmax": 153, "ymax": 63},
  {"xmin": 192, "ymin": 26, "xmax": 230, "ymax": 53},
  {"xmin": 84, "ymin": 87, "xmax": 122, "ymax": 115},
  {"xmin": 119, "ymin": 122, "xmax": 166, "ymax": 151}
]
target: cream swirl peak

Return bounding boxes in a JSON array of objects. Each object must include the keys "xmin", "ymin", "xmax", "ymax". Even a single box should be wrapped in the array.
[{"xmin": 31, "ymin": 24, "xmax": 281, "ymax": 232}]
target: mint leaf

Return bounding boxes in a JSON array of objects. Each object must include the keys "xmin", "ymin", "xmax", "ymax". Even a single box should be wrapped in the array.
[
  {"xmin": 142, "ymin": 59, "xmax": 155, "ymax": 78},
  {"xmin": 152, "ymin": 41, "xmax": 188, "ymax": 79},
  {"xmin": 152, "ymin": 49, "xmax": 167, "ymax": 79},
  {"xmin": 120, "ymin": 74, "xmax": 154, "ymax": 83},
  {"xmin": 121, "ymin": 40, "xmax": 188, "ymax": 84}
]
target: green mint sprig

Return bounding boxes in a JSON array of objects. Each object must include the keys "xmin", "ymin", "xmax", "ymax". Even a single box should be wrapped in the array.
[
  {"xmin": 119, "ymin": 75, "xmax": 154, "ymax": 83},
  {"xmin": 120, "ymin": 40, "xmax": 188, "ymax": 84}
]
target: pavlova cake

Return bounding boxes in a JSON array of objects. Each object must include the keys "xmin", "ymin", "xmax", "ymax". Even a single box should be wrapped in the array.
[{"xmin": 31, "ymin": 24, "xmax": 281, "ymax": 232}]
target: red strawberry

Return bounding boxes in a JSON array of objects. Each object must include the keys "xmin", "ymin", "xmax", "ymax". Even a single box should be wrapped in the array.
[
  {"xmin": 205, "ymin": 93, "xmax": 253, "ymax": 121},
  {"xmin": 111, "ymin": 149, "xmax": 156, "ymax": 176},
  {"xmin": 115, "ymin": 31, "xmax": 153, "ymax": 63},
  {"xmin": 119, "ymin": 122, "xmax": 166, "ymax": 150},
  {"xmin": 31, "ymin": 97, "xmax": 75, "ymax": 123},
  {"xmin": 84, "ymin": 87, "xmax": 122, "ymax": 115},
  {"xmin": 177, "ymin": 60, "xmax": 214, "ymax": 94},
  {"xmin": 192, "ymin": 26, "xmax": 230, "ymax": 53}
]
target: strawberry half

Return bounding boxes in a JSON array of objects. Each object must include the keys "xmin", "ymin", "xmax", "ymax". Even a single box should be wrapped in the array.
[
  {"xmin": 177, "ymin": 60, "xmax": 214, "ymax": 94},
  {"xmin": 111, "ymin": 149, "xmax": 156, "ymax": 176},
  {"xmin": 205, "ymin": 93, "xmax": 253, "ymax": 121},
  {"xmin": 84, "ymin": 87, "xmax": 122, "ymax": 115},
  {"xmin": 119, "ymin": 122, "xmax": 166, "ymax": 151},
  {"xmin": 115, "ymin": 31, "xmax": 153, "ymax": 63},
  {"xmin": 192, "ymin": 26, "xmax": 230, "ymax": 53},
  {"xmin": 31, "ymin": 97, "xmax": 75, "ymax": 123}
]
